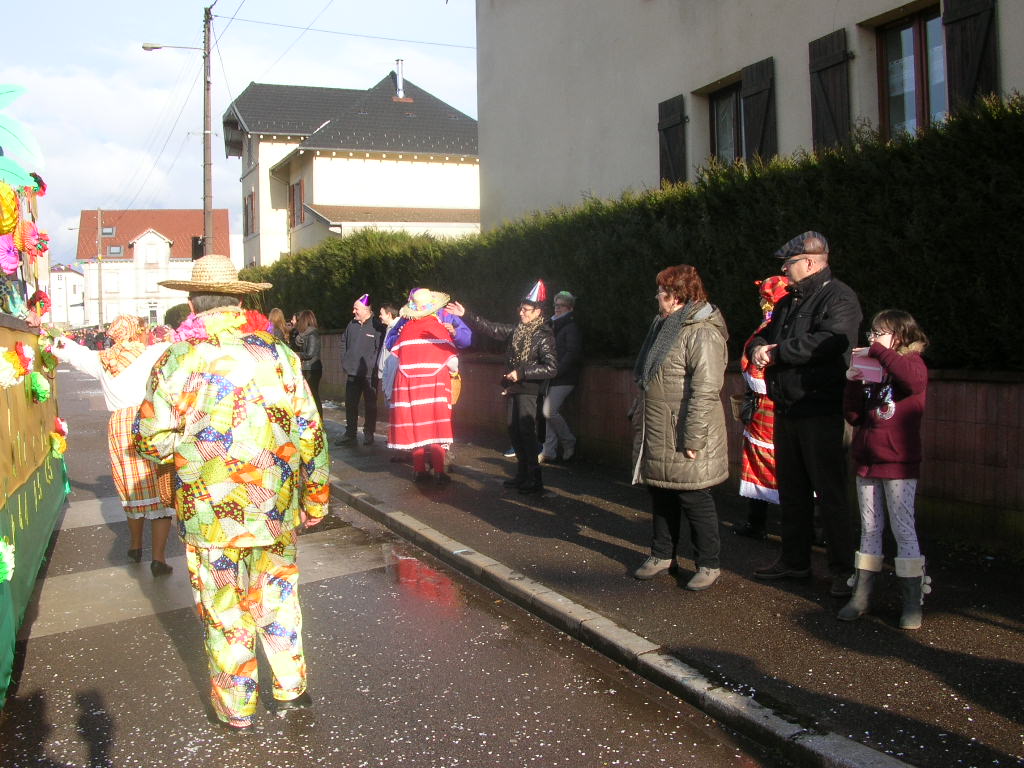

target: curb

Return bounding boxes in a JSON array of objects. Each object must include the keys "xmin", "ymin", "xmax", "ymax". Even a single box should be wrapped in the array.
[{"xmin": 329, "ymin": 476, "xmax": 912, "ymax": 768}]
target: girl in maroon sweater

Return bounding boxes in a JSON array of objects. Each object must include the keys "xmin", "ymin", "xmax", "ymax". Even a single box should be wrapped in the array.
[{"xmin": 838, "ymin": 310, "xmax": 931, "ymax": 629}]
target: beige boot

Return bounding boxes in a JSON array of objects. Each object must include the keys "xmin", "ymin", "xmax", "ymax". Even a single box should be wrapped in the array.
[
  {"xmin": 837, "ymin": 551, "xmax": 884, "ymax": 621},
  {"xmin": 894, "ymin": 556, "xmax": 932, "ymax": 630}
]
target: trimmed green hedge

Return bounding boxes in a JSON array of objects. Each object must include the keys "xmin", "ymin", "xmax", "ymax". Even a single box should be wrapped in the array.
[{"xmin": 243, "ymin": 95, "xmax": 1024, "ymax": 370}]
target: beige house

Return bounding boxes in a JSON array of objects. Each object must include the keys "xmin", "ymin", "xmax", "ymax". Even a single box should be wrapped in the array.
[
  {"xmin": 476, "ymin": 0, "xmax": 1021, "ymax": 230},
  {"xmin": 222, "ymin": 71, "xmax": 479, "ymax": 268},
  {"xmin": 74, "ymin": 209, "xmax": 231, "ymax": 326}
]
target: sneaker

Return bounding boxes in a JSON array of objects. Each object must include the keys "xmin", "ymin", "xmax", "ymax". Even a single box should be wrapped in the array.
[
  {"xmin": 502, "ymin": 446, "xmax": 516, "ymax": 458},
  {"xmin": 538, "ymin": 453, "xmax": 555, "ymax": 464},
  {"xmin": 413, "ymin": 471, "xmax": 432, "ymax": 485},
  {"xmin": 269, "ymin": 691, "xmax": 314, "ymax": 715},
  {"xmin": 502, "ymin": 476, "xmax": 524, "ymax": 488},
  {"xmin": 753, "ymin": 560, "xmax": 811, "ymax": 580},
  {"xmin": 363, "ymin": 434, "xmax": 375, "ymax": 446},
  {"xmin": 633, "ymin": 556, "xmax": 676, "ymax": 580},
  {"xmin": 830, "ymin": 572, "xmax": 854, "ymax": 597},
  {"xmin": 733, "ymin": 522, "xmax": 767, "ymax": 540},
  {"xmin": 335, "ymin": 434, "xmax": 357, "ymax": 446},
  {"xmin": 518, "ymin": 481, "xmax": 544, "ymax": 495},
  {"xmin": 685, "ymin": 567, "xmax": 721, "ymax": 591}
]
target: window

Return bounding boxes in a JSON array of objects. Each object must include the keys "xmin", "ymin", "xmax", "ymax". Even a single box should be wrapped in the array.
[
  {"xmin": 145, "ymin": 245, "xmax": 159, "ymax": 267},
  {"xmin": 243, "ymin": 191, "xmax": 255, "ymax": 236},
  {"xmin": 103, "ymin": 272, "xmax": 119, "ymax": 294},
  {"xmin": 107, "ymin": 245, "xmax": 123, "ymax": 257},
  {"xmin": 710, "ymin": 84, "xmax": 743, "ymax": 164},
  {"xmin": 708, "ymin": 58, "xmax": 776, "ymax": 164},
  {"xmin": 148, "ymin": 303, "xmax": 158, "ymax": 325},
  {"xmin": 289, "ymin": 181, "xmax": 304, "ymax": 227},
  {"xmin": 101, "ymin": 226, "xmax": 115, "ymax": 237},
  {"xmin": 878, "ymin": 8, "xmax": 947, "ymax": 138}
]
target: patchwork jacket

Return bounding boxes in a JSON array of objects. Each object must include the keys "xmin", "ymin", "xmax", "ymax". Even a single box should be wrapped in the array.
[{"xmin": 134, "ymin": 307, "xmax": 330, "ymax": 548}]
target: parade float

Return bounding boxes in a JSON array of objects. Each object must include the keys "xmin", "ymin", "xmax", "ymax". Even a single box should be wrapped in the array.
[{"xmin": 0, "ymin": 84, "xmax": 66, "ymax": 709}]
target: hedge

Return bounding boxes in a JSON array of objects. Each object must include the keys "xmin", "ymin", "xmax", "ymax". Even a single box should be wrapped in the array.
[{"xmin": 242, "ymin": 94, "xmax": 1024, "ymax": 370}]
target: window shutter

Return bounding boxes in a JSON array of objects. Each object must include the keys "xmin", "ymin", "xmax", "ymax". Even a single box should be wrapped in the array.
[
  {"xmin": 943, "ymin": 0, "xmax": 999, "ymax": 110},
  {"xmin": 808, "ymin": 29, "xmax": 851, "ymax": 149},
  {"xmin": 741, "ymin": 57, "xmax": 777, "ymax": 160},
  {"xmin": 288, "ymin": 184, "xmax": 294, "ymax": 229},
  {"xmin": 658, "ymin": 95, "xmax": 687, "ymax": 184},
  {"xmin": 299, "ymin": 179, "xmax": 305, "ymax": 224}
]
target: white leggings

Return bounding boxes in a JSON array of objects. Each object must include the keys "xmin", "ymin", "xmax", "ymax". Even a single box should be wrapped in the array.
[{"xmin": 856, "ymin": 476, "xmax": 921, "ymax": 558}]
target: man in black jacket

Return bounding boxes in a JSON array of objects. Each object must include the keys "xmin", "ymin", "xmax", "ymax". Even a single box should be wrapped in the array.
[
  {"xmin": 540, "ymin": 291, "xmax": 583, "ymax": 463},
  {"xmin": 748, "ymin": 232, "xmax": 861, "ymax": 596},
  {"xmin": 337, "ymin": 294, "xmax": 385, "ymax": 446}
]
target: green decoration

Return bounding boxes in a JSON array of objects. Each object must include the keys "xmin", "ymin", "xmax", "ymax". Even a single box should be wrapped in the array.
[
  {"xmin": 0, "ymin": 540, "xmax": 12, "ymax": 583},
  {"xmin": 29, "ymin": 372, "xmax": 49, "ymax": 402}
]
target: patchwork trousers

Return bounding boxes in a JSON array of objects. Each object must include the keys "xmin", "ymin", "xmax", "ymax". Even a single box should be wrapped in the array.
[{"xmin": 185, "ymin": 530, "xmax": 307, "ymax": 725}]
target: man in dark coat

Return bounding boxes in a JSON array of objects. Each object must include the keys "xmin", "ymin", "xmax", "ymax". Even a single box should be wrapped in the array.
[
  {"xmin": 337, "ymin": 293, "xmax": 385, "ymax": 446},
  {"xmin": 540, "ymin": 291, "xmax": 583, "ymax": 463},
  {"xmin": 748, "ymin": 231, "xmax": 862, "ymax": 596}
]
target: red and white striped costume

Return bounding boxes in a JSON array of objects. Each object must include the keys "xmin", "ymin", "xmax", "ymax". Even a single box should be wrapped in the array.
[
  {"xmin": 739, "ymin": 325, "xmax": 780, "ymax": 504},
  {"xmin": 387, "ymin": 315, "xmax": 457, "ymax": 450}
]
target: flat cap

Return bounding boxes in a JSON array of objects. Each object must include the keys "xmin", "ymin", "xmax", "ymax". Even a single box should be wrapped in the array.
[{"xmin": 774, "ymin": 231, "xmax": 829, "ymax": 260}]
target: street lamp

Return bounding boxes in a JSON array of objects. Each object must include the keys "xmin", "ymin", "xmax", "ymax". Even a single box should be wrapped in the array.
[{"xmin": 142, "ymin": 3, "xmax": 214, "ymax": 256}]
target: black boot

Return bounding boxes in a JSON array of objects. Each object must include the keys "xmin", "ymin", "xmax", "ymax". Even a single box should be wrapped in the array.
[
  {"xmin": 895, "ymin": 557, "xmax": 930, "ymax": 630},
  {"xmin": 503, "ymin": 459, "xmax": 527, "ymax": 488},
  {"xmin": 518, "ymin": 466, "xmax": 544, "ymax": 495},
  {"xmin": 837, "ymin": 551, "xmax": 883, "ymax": 621}
]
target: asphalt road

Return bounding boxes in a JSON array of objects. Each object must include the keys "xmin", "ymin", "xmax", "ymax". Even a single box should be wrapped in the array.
[{"xmin": 0, "ymin": 366, "xmax": 778, "ymax": 767}]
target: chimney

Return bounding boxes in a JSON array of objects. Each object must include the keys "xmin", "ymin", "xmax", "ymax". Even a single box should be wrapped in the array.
[{"xmin": 395, "ymin": 59, "xmax": 405, "ymax": 99}]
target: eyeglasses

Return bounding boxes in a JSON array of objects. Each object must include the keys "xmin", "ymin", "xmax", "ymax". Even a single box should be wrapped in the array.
[
  {"xmin": 866, "ymin": 328, "xmax": 892, "ymax": 339},
  {"xmin": 781, "ymin": 255, "xmax": 808, "ymax": 270},
  {"xmin": 554, "ymin": 302, "xmax": 569, "ymax": 308}
]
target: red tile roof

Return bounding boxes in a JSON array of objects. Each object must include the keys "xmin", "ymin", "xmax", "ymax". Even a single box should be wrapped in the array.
[{"xmin": 75, "ymin": 209, "xmax": 230, "ymax": 262}]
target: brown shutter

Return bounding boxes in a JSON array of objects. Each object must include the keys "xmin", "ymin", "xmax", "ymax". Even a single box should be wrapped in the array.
[
  {"xmin": 658, "ymin": 95, "xmax": 687, "ymax": 184},
  {"xmin": 809, "ymin": 29, "xmax": 851, "ymax": 149},
  {"xmin": 943, "ymin": 0, "xmax": 999, "ymax": 110},
  {"xmin": 741, "ymin": 57, "xmax": 777, "ymax": 160},
  {"xmin": 287, "ymin": 184, "xmax": 294, "ymax": 228},
  {"xmin": 299, "ymin": 179, "xmax": 305, "ymax": 224}
]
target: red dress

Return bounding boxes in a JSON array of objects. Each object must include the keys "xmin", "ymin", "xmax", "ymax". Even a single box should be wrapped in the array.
[
  {"xmin": 387, "ymin": 315, "xmax": 457, "ymax": 450},
  {"xmin": 739, "ymin": 323, "xmax": 780, "ymax": 503}
]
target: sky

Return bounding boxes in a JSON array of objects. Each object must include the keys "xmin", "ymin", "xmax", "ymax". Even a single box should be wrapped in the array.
[{"xmin": 0, "ymin": 0, "xmax": 477, "ymax": 266}]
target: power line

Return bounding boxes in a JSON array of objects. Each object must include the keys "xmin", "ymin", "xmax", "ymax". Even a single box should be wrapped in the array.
[
  {"xmin": 261, "ymin": 0, "xmax": 335, "ymax": 81},
  {"xmin": 213, "ymin": 14, "xmax": 475, "ymax": 50}
]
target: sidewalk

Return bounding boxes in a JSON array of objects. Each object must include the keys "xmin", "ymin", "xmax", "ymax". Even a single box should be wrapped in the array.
[{"xmin": 324, "ymin": 411, "xmax": 1024, "ymax": 768}]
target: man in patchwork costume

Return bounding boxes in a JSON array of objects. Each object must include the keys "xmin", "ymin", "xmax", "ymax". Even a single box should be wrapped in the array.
[{"xmin": 134, "ymin": 254, "xmax": 330, "ymax": 729}]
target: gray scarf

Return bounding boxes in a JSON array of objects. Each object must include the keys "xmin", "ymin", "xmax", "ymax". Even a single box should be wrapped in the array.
[{"xmin": 634, "ymin": 302, "xmax": 706, "ymax": 390}]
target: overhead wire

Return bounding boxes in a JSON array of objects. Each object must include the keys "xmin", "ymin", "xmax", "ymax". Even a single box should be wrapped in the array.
[{"xmin": 215, "ymin": 14, "xmax": 475, "ymax": 50}]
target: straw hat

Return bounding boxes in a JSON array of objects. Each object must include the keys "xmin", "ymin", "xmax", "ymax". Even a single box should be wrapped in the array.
[
  {"xmin": 159, "ymin": 254, "xmax": 272, "ymax": 294},
  {"xmin": 400, "ymin": 288, "xmax": 450, "ymax": 319}
]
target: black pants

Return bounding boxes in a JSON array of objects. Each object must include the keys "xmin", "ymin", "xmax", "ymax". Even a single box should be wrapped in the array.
[
  {"xmin": 345, "ymin": 374, "xmax": 378, "ymax": 438},
  {"xmin": 507, "ymin": 392, "xmax": 542, "ymax": 483},
  {"xmin": 647, "ymin": 486, "xmax": 720, "ymax": 568},
  {"xmin": 775, "ymin": 411, "xmax": 853, "ymax": 573},
  {"xmin": 302, "ymin": 362, "xmax": 322, "ymax": 419}
]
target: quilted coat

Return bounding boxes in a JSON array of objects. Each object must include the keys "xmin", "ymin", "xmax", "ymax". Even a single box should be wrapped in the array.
[{"xmin": 631, "ymin": 303, "xmax": 730, "ymax": 490}]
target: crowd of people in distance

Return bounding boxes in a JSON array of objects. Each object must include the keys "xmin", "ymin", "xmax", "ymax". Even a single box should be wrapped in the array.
[{"xmin": 49, "ymin": 226, "xmax": 933, "ymax": 730}]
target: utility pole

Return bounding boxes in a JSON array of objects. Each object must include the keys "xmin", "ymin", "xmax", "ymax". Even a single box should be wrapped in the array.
[
  {"xmin": 96, "ymin": 208, "xmax": 104, "ymax": 327},
  {"xmin": 203, "ymin": 4, "xmax": 213, "ymax": 255}
]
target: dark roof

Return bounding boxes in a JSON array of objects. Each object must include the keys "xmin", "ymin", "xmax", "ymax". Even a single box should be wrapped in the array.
[
  {"xmin": 225, "ymin": 83, "xmax": 364, "ymax": 135},
  {"xmin": 223, "ymin": 73, "xmax": 477, "ymax": 158},
  {"xmin": 307, "ymin": 204, "xmax": 479, "ymax": 225}
]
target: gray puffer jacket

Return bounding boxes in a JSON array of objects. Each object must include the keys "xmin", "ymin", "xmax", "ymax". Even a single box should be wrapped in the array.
[{"xmin": 630, "ymin": 303, "xmax": 729, "ymax": 490}]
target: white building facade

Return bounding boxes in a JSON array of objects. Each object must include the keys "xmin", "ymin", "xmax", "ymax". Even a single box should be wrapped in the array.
[
  {"xmin": 224, "ymin": 73, "xmax": 480, "ymax": 267},
  {"xmin": 47, "ymin": 265, "xmax": 85, "ymax": 328},
  {"xmin": 475, "ymin": 0, "xmax": 1021, "ymax": 230}
]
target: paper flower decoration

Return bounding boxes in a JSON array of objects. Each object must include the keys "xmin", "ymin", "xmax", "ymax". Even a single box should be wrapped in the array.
[
  {"xmin": 27, "ymin": 289, "xmax": 50, "ymax": 316},
  {"xmin": 28, "ymin": 172, "xmax": 45, "ymax": 196},
  {"xmin": 0, "ymin": 352, "xmax": 17, "ymax": 387},
  {"xmin": 0, "ymin": 182, "xmax": 18, "ymax": 235},
  {"xmin": 1, "ymin": 347, "xmax": 27, "ymax": 381},
  {"xmin": 54, "ymin": 416, "xmax": 68, "ymax": 437},
  {"xmin": 14, "ymin": 341, "xmax": 33, "ymax": 372},
  {"xmin": 30, "ymin": 371, "xmax": 49, "ymax": 402},
  {"xmin": 0, "ymin": 539, "xmax": 13, "ymax": 583},
  {"xmin": 0, "ymin": 233, "xmax": 18, "ymax": 275},
  {"xmin": 49, "ymin": 432, "xmax": 67, "ymax": 458}
]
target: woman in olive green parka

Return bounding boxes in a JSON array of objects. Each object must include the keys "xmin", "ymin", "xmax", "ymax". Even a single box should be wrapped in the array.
[{"xmin": 630, "ymin": 264, "xmax": 729, "ymax": 591}]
